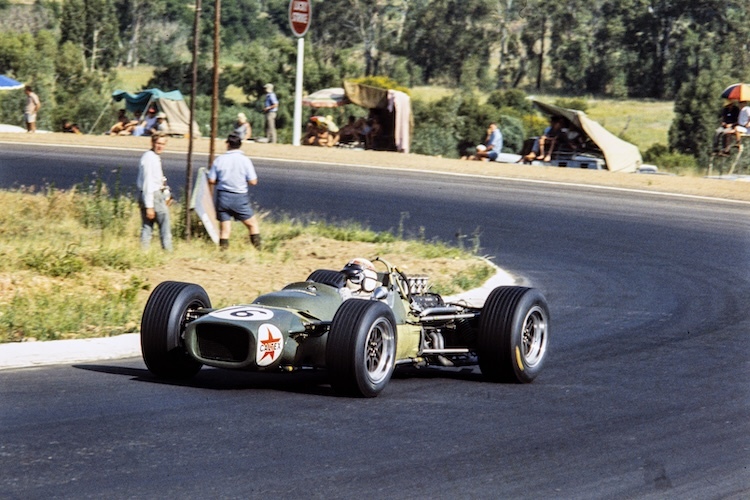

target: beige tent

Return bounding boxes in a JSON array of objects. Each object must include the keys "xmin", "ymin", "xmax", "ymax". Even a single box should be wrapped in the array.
[
  {"xmin": 112, "ymin": 89, "xmax": 200, "ymax": 137},
  {"xmin": 533, "ymin": 100, "xmax": 642, "ymax": 172},
  {"xmin": 343, "ymin": 81, "xmax": 412, "ymax": 153}
]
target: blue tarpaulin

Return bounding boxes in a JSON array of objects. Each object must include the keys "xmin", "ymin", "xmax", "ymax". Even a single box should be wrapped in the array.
[
  {"xmin": 111, "ymin": 88, "xmax": 186, "ymax": 112},
  {"xmin": 0, "ymin": 75, "xmax": 24, "ymax": 91}
]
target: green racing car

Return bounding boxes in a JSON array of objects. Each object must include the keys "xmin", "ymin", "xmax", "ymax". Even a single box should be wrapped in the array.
[{"xmin": 140, "ymin": 257, "xmax": 550, "ymax": 397}]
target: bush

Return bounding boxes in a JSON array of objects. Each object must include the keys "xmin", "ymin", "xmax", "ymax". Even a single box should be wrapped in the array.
[
  {"xmin": 487, "ymin": 89, "xmax": 535, "ymax": 115},
  {"xmin": 644, "ymin": 147, "xmax": 700, "ymax": 174}
]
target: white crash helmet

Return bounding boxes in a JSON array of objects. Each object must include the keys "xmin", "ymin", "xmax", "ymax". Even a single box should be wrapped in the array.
[{"xmin": 341, "ymin": 258, "xmax": 379, "ymax": 293}]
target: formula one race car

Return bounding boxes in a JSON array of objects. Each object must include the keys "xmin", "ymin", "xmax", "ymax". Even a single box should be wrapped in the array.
[{"xmin": 140, "ymin": 257, "xmax": 550, "ymax": 397}]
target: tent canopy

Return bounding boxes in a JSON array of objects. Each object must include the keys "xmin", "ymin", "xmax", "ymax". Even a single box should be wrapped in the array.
[
  {"xmin": 302, "ymin": 87, "xmax": 349, "ymax": 108},
  {"xmin": 532, "ymin": 100, "xmax": 642, "ymax": 172},
  {"xmin": 112, "ymin": 88, "xmax": 199, "ymax": 137},
  {"xmin": 342, "ymin": 81, "xmax": 412, "ymax": 153}
]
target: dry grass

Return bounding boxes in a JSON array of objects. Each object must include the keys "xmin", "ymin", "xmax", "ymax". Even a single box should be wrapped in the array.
[{"xmin": 0, "ymin": 189, "xmax": 492, "ymax": 343}]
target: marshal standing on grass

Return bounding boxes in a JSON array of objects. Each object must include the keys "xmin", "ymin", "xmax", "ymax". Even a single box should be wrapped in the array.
[
  {"xmin": 136, "ymin": 134, "xmax": 173, "ymax": 251},
  {"xmin": 208, "ymin": 133, "xmax": 262, "ymax": 250}
]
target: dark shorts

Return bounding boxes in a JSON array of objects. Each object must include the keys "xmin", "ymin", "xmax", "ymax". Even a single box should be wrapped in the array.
[
  {"xmin": 216, "ymin": 190, "xmax": 254, "ymax": 222},
  {"xmin": 487, "ymin": 150, "xmax": 499, "ymax": 161}
]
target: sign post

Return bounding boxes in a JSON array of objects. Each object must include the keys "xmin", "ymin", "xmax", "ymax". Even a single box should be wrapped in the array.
[{"xmin": 289, "ymin": 0, "xmax": 311, "ymax": 146}]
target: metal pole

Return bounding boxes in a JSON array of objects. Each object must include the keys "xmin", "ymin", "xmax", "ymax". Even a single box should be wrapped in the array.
[
  {"xmin": 292, "ymin": 36, "xmax": 304, "ymax": 146},
  {"xmin": 186, "ymin": 0, "xmax": 202, "ymax": 240},
  {"xmin": 209, "ymin": 0, "xmax": 221, "ymax": 166}
]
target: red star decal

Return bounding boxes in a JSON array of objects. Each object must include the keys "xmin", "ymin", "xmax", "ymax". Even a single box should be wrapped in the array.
[{"xmin": 259, "ymin": 327, "xmax": 281, "ymax": 362}]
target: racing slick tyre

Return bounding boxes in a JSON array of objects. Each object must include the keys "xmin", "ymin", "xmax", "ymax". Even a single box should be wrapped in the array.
[
  {"xmin": 477, "ymin": 286, "xmax": 549, "ymax": 383},
  {"xmin": 140, "ymin": 281, "xmax": 211, "ymax": 379},
  {"xmin": 307, "ymin": 269, "xmax": 346, "ymax": 288},
  {"xmin": 326, "ymin": 300, "xmax": 397, "ymax": 397}
]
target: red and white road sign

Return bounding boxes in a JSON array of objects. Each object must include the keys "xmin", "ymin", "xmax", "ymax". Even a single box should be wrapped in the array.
[{"xmin": 289, "ymin": 0, "xmax": 311, "ymax": 37}]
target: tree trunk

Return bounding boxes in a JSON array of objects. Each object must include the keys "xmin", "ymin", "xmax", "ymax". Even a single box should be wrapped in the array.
[{"xmin": 536, "ymin": 14, "xmax": 545, "ymax": 89}]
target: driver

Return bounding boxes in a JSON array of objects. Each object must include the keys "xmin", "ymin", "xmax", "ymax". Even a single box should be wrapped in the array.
[{"xmin": 340, "ymin": 258, "xmax": 381, "ymax": 299}]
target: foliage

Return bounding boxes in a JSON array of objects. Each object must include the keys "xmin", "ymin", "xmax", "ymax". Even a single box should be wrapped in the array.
[
  {"xmin": 348, "ymin": 76, "xmax": 410, "ymax": 95},
  {"xmin": 643, "ymin": 147, "xmax": 700, "ymax": 174},
  {"xmin": 487, "ymin": 89, "xmax": 535, "ymax": 116},
  {"xmin": 668, "ymin": 69, "xmax": 722, "ymax": 164},
  {"xmin": 1, "ymin": 0, "xmax": 747, "ymax": 160}
]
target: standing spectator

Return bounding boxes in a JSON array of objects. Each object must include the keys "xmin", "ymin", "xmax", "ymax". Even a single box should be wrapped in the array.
[
  {"xmin": 234, "ymin": 112, "xmax": 252, "ymax": 140},
  {"xmin": 136, "ymin": 135, "xmax": 172, "ymax": 251},
  {"xmin": 208, "ymin": 133, "xmax": 262, "ymax": 250},
  {"xmin": 23, "ymin": 86, "xmax": 41, "ymax": 133},
  {"xmin": 262, "ymin": 83, "xmax": 278, "ymax": 143}
]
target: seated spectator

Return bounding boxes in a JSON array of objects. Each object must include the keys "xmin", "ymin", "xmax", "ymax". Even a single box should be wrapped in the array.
[
  {"xmin": 523, "ymin": 116, "xmax": 563, "ymax": 163},
  {"xmin": 303, "ymin": 116, "xmax": 339, "ymax": 147},
  {"xmin": 338, "ymin": 115, "xmax": 363, "ymax": 144},
  {"xmin": 234, "ymin": 112, "xmax": 252, "ymax": 140},
  {"xmin": 714, "ymin": 101, "xmax": 740, "ymax": 155},
  {"xmin": 558, "ymin": 119, "xmax": 585, "ymax": 153},
  {"xmin": 61, "ymin": 119, "xmax": 82, "ymax": 134},
  {"xmin": 148, "ymin": 112, "xmax": 168, "ymax": 136},
  {"xmin": 730, "ymin": 101, "xmax": 750, "ymax": 152},
  {"xmin": 363, "ymin": 116, "xmax": 381, "ymax": 150},
  {"xmin": 133, "ymin": 107, "xmax": 158, "ymax": 136},
  {"xmin": 463, "ymin": 122, "xmax": 503, "ymax": 161},
  {"xmin": 108, "ymin": 109, "xmax": 138, "ymax": 135}
]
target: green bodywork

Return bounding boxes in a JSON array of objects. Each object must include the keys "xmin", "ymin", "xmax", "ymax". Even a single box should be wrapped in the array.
[{"xmin": 183, "ymin": 277, "xmax": 422, "ymax": 372}]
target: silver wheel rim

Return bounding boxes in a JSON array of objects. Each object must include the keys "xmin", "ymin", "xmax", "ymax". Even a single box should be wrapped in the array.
[
  {"xmin": 364, "ymin": 318, "xmax": 395, "ymax": 384},
  {"xmin": 522, "ymin": 305, "xmax": 548, "ymax": 368}
]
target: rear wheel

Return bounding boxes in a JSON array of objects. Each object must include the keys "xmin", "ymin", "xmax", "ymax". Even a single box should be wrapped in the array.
[
  {"xmin": 477, "ymin": 286, "xmax": 549, "ymax": 383},
  {"xmin": 326, "ymin": 300, "xmax": 397, "ymax": 397},
  {"xmin": 140, "ymin": 281, "xmax": 211, "ymax": 379}
]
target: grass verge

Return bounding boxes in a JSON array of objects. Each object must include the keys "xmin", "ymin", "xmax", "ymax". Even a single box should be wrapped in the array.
[{"xmin": 0, "ymin": 187, "xmax": 494, "ymax": 343}]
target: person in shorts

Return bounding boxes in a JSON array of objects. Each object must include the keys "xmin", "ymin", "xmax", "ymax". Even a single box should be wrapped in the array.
[
  {"xmin": 24, "ymin": 86, "xmax": 41, "ymax": 133},
  {"xmin": 208, "ymin": 133, "xmax": 261, "ymax": 250}
]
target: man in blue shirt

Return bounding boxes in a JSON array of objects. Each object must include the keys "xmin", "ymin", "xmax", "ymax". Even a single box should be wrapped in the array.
[
  {"xmin": 464, "ymin": 122, "xmax": 503, "ymax": 161},
  {"xmin": 208, "ymin": 133, "xmax": 261, "ymax": 250},
  {"xmin": 263, "ymin": 83, "xmax": 278, "ymax": 143}
]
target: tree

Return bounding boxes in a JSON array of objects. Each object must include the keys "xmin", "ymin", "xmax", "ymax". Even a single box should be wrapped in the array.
[
  {"xmin": 402, "ymin": 0, "xmax": 497, "ymax": 84},
  {"xmin": 314, "ymin": 0, "xmax": 411, "ymax": 77},
  {"xmin": 60, "ymin": 0, "xmax": 120, "ymax": 71},
  {"xmin": 668, "ymin": 69, "xmax": 721, "ymax": 164}
]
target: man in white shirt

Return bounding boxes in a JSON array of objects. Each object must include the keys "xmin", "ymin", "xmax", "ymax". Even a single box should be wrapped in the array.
[
  {"xmin": 208, "ymin": 133, "xmax": 261, "ymax": 250},
  {"xmin": 734, "ymin": 101, "xmax": 750, "ymax": 141},
  {"xmin": 136, "ymin": 135, "xmax": 172, "ymax": 251}
]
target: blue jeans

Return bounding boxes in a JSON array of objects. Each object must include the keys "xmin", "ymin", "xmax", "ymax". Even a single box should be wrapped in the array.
[{"xmin": 139, "ymin": 190, "xmax": 172, "ymax": 251}]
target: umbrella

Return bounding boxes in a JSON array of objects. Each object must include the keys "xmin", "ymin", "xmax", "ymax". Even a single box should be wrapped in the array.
[
  {"xmin": 302, "ymin": 87, "xmax": 349, "ymax": 108},
  {"xmin": 0, "ymin": 75, "xmax": 24, "ymax": 91},
  {"xmin": 720, "ymin": 83, "xmax": 750, "ymax": 101}
]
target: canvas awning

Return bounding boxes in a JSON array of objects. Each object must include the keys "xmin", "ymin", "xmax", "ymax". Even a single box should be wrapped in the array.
[
  {"xmin": 533, "ymin": 100, "xmax": 642, "ymax": 172},
  {"xmin": 342, "ymin": 81, "xmax": 412, "ymax": 154}
]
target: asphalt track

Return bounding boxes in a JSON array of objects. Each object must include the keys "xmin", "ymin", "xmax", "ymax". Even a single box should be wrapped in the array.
[{"xmin": 1, "ymin": 144, "xmax": 749, "ymax": 498}]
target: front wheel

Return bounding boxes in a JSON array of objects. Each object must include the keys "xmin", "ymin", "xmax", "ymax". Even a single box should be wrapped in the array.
[
  {"xmin": 477, "ymin": 286, "xmax": 550, "ymax": 383},
  {"xmin": 326, "ymin": 300, "xmax": 397, "ymax": 397},
  {"xmin": 140, "ymin": 281, "xmax": 211, "ymax": 379}
]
